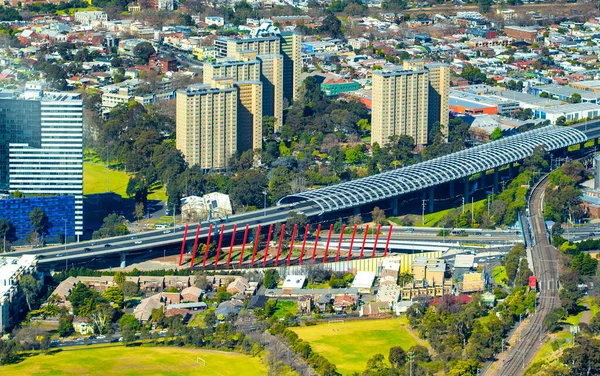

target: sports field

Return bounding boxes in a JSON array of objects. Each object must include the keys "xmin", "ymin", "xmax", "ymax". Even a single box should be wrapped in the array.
[
  {"xmin": 292, "ymin": 318, "xmax": 427, "ymax": 375},
  {"xmin": 83, "ymin": 162, "xmax": 167, "ymax": 201},
  {"xmin": 2, "ymin": 345, "xmax": 266, "ymax": 376}
]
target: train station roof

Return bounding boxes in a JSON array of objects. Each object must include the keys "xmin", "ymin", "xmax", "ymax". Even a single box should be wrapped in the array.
[{"xmin": 279, "ymin": 126, "xmax": 587, "ymax": 214}]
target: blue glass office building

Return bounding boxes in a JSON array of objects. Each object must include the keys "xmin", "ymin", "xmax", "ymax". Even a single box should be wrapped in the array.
[{"xmin": 0, "ymin": 196, "xmax": 75, "ymax": 240}]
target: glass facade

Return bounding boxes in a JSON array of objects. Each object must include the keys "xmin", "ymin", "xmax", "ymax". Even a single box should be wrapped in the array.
[{"xmin": 0, "ymin": 195, "xmax": 75, "ymax": 240}]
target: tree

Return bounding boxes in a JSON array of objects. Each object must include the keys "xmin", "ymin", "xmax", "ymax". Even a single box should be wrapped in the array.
[
  {"xmin": 556, "ymin": 116, "xmax": 566, "ymax": 126},
  {"xmin": 490, "ymin": 127, "xmax": 503, "ymax": 141},
  {"xmin": 194, "ymin": 271, "xmax": 209, "ymax": 290},
  {"xmin": 448, "ymin": 359, "xmax": 481, "ymax": 376},
  {"xmin": 20, "ymin": 274, "xmax": 42, "ymax": 311},
  {"xmin": 264, "ymin": 269, "xmax": 280, "ymax": 289},
  {"xmin": 0, "ymin": 218, "xmax": 15, "ymax": 243},
  {"xmin": 92, "ymin": 214, "xmax": 129, "ymax": 239},
  {"xmin": 389, "ymin": 346, "xmax": 407, "ymax": 369},
  {"xmin": 134, "ymin": 41, "xmax": 155, "ymax": 63},
  {"xmin": 122, "ymin": 281, "xmax": 141, "ymax": 297},
  {"xmin": 58, "ymin": 315, "xmax": 74, "ymax": 337},
  {"xmin": 523, "ymin": 145, "xmax": 548, "ymax": 171},
  {"xmin": 119, "ymin": 313, "xmax": 140, "ymax": 332},
  {"xmin": 204, "ymin": 310, "xmax": 217, "ymax": 328},
  {"xmin": 571, "ymin": 93, "xmax": 582, "ymax": 104},
  {"xmin": 29, "ymin": 207, "xmax": 50, "ymax": 238},
  {"xmin": 114, "ymin": 271, "xmax": 126, "ymax": 286},
  {"xmin": 134, "ymin": 202, "xmax": 144, "ymax": 222},
  {"xmin": 572, "ymin": 253, "xmax": 598, "ymax": 276},
  {"xmin": 68, "ymin": 282, "xmax": 101, "ymax": 316},
  {"xmin": 90, "ymin": 304, "xmax": 114, "ymax": 334},
  {"xmin": 286, "ymin": 211, "xmax": 308, "ymax": 232},
  {"xmin": 371, "ymin": 207, "xmax": 386, "ymax": 225},
  {"xmin": 101, "ymin": 286, "xmax": 124, "ymax": 307},
  {"xmin": 320, "ymin": 13, "xmax": 343, "ymax": 38},
  {"xmin": 561, "ymin": 336, "xmax": 600, "ymax": 375},
  {"xmin": 215, "ymin": 286, "xmax": 231, "ymax": 303}
]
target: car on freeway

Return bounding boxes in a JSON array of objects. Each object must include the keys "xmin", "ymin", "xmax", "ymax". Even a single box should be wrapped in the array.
[
  {"xmin": 474, "ymin": 232, "xmax": 482, "ymax": 236},
  {"xmin": 163, "ymin": 230, "xmax": 172, "ymax": 234},
  {"xmin": 118, "ymin": 337, "xmax": 123, "ymax": 342},
  {"xmin": 83, "ymin": 248, "xmax": 92, "ymax": 253},
  {"xmin": 88, "ymin": 335, "xmax": 96, "ymax": 340},
  {"xmin": 159, "ymin": 329, "xmax": 168, "ymax": 335},
  {"xmin": 76, "ymin": 337, "xmax": 85, "ymax": 342},
  {"xmin": 484, "ymin": 233, "xmax": 492, "ymax": 237},
  {"xmin": 131, "ymin": 236, "xmax": 138, "ymax": 240},
  {"xmin": 589, "ymin": 233, "xmax": 595, "ymax": 238},
  {"xmin": 97, "ymin": 335, "xmax": 106, "ymax": 339},
  {"xmin": 104, "ymin": 243, "xmax": 111, "ymax": 248},
  {"xmin": 56, "ymin": 253, "xmax": 64, "ymax": 257},
  {"xmin": 406, "ymin": 228, "xmax": 415, "ymax": 233},
  {"xmin": 135, "ymin": 240, "xmax": 143, "ymax": 244}
]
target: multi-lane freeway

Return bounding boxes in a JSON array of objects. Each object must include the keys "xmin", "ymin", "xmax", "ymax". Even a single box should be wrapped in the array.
[{"xmin": 491, "ymin": 175, "xmax": 560, "ymax": 376}]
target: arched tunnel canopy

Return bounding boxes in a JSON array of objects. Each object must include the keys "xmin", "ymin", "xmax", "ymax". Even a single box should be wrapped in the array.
[{"xmin": 278, "ymin": 126, "xmax": 587, "ymax": 214}]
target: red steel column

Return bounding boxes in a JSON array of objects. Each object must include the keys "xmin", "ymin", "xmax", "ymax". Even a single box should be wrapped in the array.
[
  {"xmin": 383, "ymin": 225, "xmax": 393, "ymax": 257},
  {"xmin": 238, "ymin": 224, "xmax": 249, "ymax": 267},
  {"xmin": 250, "ymin": 225, "xmax": 261, "ymax": 267},
  {"xmin": 214, "ymin": 224, "xmax": 225, "ymax": 267},
  {"xmin": 262, "ymin": 224, "xmax": 274, "ymax": 266},
  {"xmin": 335, "ymin": 225, "xmax": 346, "ymax": 262},
  {"xmin": 202, "ymin": 224, "xmax": 213, "ymax": 267},
  {"xmin": 189, "ymin": 224, "xmax": 201, "ymax": 267},
  {"xmin": 178, "ymin": 224, "xmax": 189, "ymax": 266},
  {"xmin": 371, "ymin": 224, "xmax": 382, "ymax": 258},
  {"xmin": 359, "ymin": 224, "xmax": 369, "ymax": 260},
  {"xmin": 311, "ymin": 224, "xmax": 321, "ymax": 264},
  {"xmin": 347, "ymin": 225, "xmax": 357, "ymax": 261},
  {"xmin": 286, "ymin": 224, "xmax": 298, "ymax": 266},
  {"xmin": 323, "ymin": 224, "xmax": 334, "ymax": 263},
  {"xmin": 299, "ymin": 224, "xmax": 310, "ymax": 265},
  {"xmin": 274, "ymin": 224, "xmax": 286, "ymax": 266},
  {"xmin": 226, "ymin": 224, "xmax": 237, "ymax": 267}
]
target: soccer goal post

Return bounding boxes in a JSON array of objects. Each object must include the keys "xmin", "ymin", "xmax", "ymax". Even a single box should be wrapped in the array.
[{"xmin": 197, "ymin": 357, "xmax": 206, "ymax": 366}]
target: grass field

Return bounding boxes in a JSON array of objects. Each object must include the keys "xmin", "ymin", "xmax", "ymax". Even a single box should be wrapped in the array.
[
  {"xmin": 2, "ymin": 345, "xmax": 266, "ymax": 376},
  {"xmin": 292, "ymin": 318, "xmax": 427, "ymax": 375},
  {"xmin": 273, "ymin": 301, "xmax": 298, "ymax": 319},
  {"xmin": 390, "ymin": 198, "xmax": 487, "ymax": 227},
  {"xmin": 83, "ymin": 162, "xmax": 167, "ymax": 202},
  {"xmin": 493, "ymin": 266, "xmax": 508, "ymax": 287}
]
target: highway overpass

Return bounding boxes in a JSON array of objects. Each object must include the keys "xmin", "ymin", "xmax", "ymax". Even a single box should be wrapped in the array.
[{"xmin": 10, "ymin": 125, "xmax": 595, "ymax": 269}]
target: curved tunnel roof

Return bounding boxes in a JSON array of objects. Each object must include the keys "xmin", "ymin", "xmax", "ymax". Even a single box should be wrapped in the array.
[{"xmin": 279, "ymin": 126, "xmax": 587, "ymax": 214}]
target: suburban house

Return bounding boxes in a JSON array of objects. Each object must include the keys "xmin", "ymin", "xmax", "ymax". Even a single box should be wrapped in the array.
[{"xmin": 333, "ymin": 295, "xmax": 356, "ymax": 312}]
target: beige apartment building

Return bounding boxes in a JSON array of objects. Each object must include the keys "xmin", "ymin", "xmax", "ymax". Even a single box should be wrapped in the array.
[
  {"xmin": 280, "ymin": 32, "xmax": 302, "ymax": 103},
  {"xmin": 404, "ymin": 60, "xmax": 450, "ymax": 135},
  {"xmin": 257, "ymin": 54, "xmax": 284, "ymax": 131},
  {"xmin": 203, "ymin": 59, "xmax": 263, "ymax": 151},
  {"xmin": 176, "ymin": 83, "xmax": 237, "ymax": 171},
  {"xmin": 372, "ymin": 69, "xmax": 430, "ymax": 146},
  {"xmin": 234, "ymin": 80, "xmax": 263, "ymax": 152}
]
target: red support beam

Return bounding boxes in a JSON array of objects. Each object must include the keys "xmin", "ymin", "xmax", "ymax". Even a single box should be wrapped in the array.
[
  {"xmin": 202, "ymin": 224, "xmax": 213, "ymax": 267},
  {"xmin": 335, "ymin": 225, "xmax": 346, "ymax": 262},
  {"xmin": 383, "ymin": 225, "xmax": 393, "ymax": 257},
  {"xmin": 262, "ymin": 224, "xmax": 274, "ymax": 267},
  {"xmin": 359, "ymin": 224, "xmax": 369, "ymax": 260},
  {"xmin": 286, "ymin": 224, "xmax": 298, "ymax": 266},
  {"xmin": 189, "ymin": 224, "xmax": 201, "ymax": 267},
  {"xmin": 323, "ymin": 224, "xmax": 333, "ymax": 263},
  {"xmin": 347, "ymin": 225, "xmax": 357, "ymax": 261},
  {"xmin": 238, "ymin": 224, "xmax": 249, "ymax": 267},
  {"xmin": 299, "ymin": 224, "xmax": 310, "ymax": 265},
  {"xmin": 371, "ymin": 224, "xmax": 382, "ymax": 259},
  {"xmin": 311, "ymin": 224, "xmax": 321, "ymax": 264},
  {"xmin": 226, "ymin": 224, "xmax": 237, "ymax": 267},
  {"xmin": 274, "ymin": 224, "xmax": 286, "ymax": 266},
  {"xmin": 214, "ymin": 224, "xmax": 225, "ymax": 268},
  {"xmin": 178, "ymin": 224, "xmax": 189, "ymax": 266},
  {"xmin": 250, "ymin": 225, "xmax": 261, "ymax": 267}
]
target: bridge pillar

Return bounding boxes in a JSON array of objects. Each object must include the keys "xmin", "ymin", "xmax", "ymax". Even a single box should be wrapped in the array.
[
  {"xmin": 493, "ymin": 167, "xmax": 499, "ymax": 193},
  {"xmin": 390, "ymin": 197, "xmax": 399, "ymax": 216},
  {"xmin": 464, "ymin": 179, "xmax": 470, "ymax": 202},
  {"xmin": 353, "ymin": 207, "xmax": 360, "ymax": 216},
  {"xmin": 508, "ymin": 163, "xmax": 514, "ymax": 178},
  {"xmin": 120, "ymin": 252, "xmax": 127, "ymax": 268},
  {"xmin": 428, "ymin": 186, "xmax": 434, "ymax": 213},
  {"xmin": 580, "ymin": 142, "xmax": 586, "ymax": 150},
  {"xmin": 595, "ymin": 138, "xmax": 598, "ymax": 147},
  {"xmin": 449, "ymin": 180, "xmax": 454, "ymax": 198},
  {"xmin": 480, "ymin": 171, "xmax": 486, "ymax": 189}
]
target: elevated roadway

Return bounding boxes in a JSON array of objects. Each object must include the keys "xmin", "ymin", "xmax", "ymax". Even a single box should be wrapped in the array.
[{"xmin": 9, "ymin": 125, "xmax": 591, "ymax": 268}]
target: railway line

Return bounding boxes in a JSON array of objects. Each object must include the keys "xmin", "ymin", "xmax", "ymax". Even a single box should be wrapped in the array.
[{"xmin": 492, "ymin": 175, "xmax": 560, "ymax": 376}]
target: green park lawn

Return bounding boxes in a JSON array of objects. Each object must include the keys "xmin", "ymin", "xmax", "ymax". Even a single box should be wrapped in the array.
[
  {"xmin": 2, "ymin": 345, "xmax": 266, "ymax": 376},
  {"xmin": 83, "ymin": 162, "xmax": 167, "ymax": 202},
  {"xmin": 273, "ymin": 300, "xmax": 298, "ymax": 319},
  {"xmin": 292, "ymin": 318, "xmax": 428, "ymax": 375},
  {"xmin": 493, "ymin": 266, "xmax": 508, "ymax": 287}
]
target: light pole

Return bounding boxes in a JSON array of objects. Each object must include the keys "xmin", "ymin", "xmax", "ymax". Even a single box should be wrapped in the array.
[
  {"xmin": 263, "ymin": 190, "xmax": 267, "ymax": 217},
  {"xmin": 2, "ymin": 232, "xmax": 5, "ymax": 253},
  {"xmin": 62, "ymin": 218, "xmax": 67, "ymax": 252}
]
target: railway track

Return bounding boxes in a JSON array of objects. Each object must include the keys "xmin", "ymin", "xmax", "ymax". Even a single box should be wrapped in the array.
[{"xmin": 492, "ymin": 175, "xmax": 560, "ymax": 376}]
